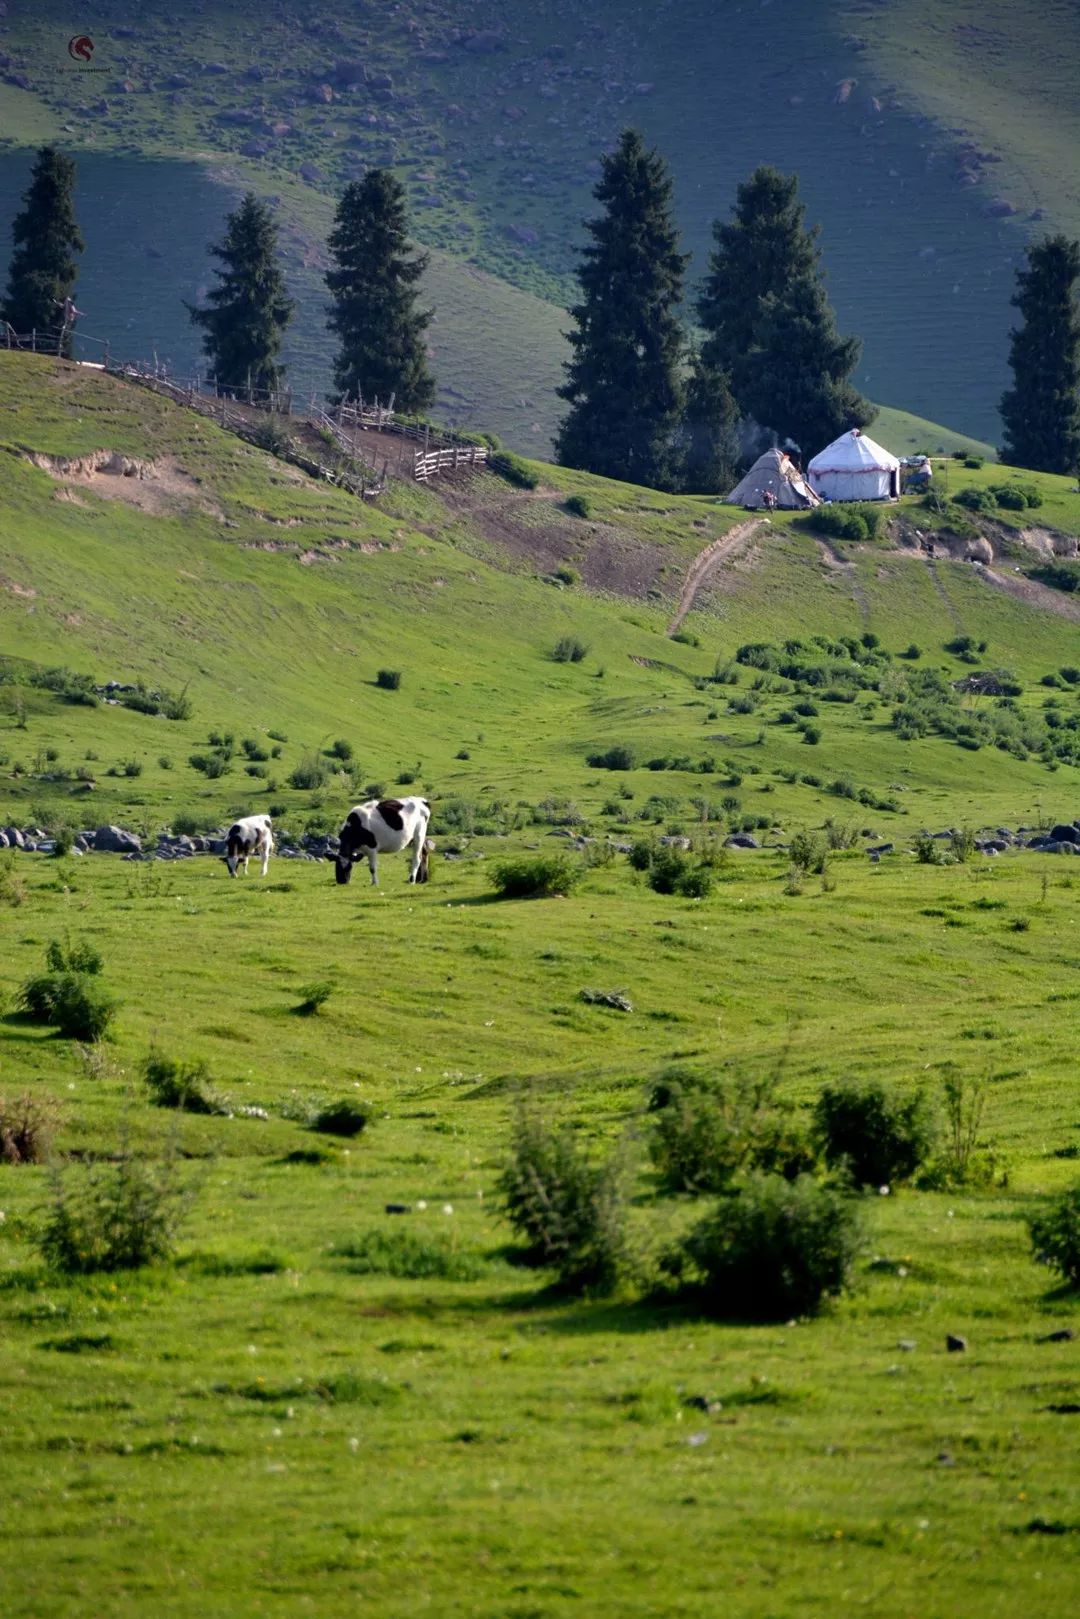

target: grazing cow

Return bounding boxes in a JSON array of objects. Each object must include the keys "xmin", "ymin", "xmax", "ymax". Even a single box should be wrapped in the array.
[
  {"xmin": 224, "ymin": 813, "xmax": 274, "ymax": 878},
  {"xmin": 334, "ymin": 797, "xmax": 432, "ymax": 886}
]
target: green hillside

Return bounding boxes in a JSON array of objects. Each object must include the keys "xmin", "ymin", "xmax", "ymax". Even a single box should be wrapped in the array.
[
  {"xmin": 2, "ymin": 359, "xmax": 1080, "ymax": 1617},
  {"xmin": 1, "ymin": 1, "xmax": 1073, "ymax": 445}
]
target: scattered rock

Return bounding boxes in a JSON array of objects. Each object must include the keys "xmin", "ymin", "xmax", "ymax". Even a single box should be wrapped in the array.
[
  {"xmin": 92, "ymin": 825, "xmax": 142, "ymax": 855},
  {"xmin": 384, "ymin": 1203, "xmax": 410, "ymax": 1215},
  {"xmin": 579, "ymin": 988, "xmax": 633, "ymax": 1013},
  {"xmin": 1038, "ymin": 1328, "xmax": 1076, "ymax": 1344},
  {"xmin": 946, "ymin": 1334, "xmax": 968, "ymax": 1353}
]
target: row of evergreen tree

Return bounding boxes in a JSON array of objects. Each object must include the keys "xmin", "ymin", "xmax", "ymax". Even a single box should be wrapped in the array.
[
  {"xmin": 0, "ymin": 146, "xmax": 436, "ymax": 413},
  {"xmin": 3, "ymin": 140, "xmax": 1080, "ymax": 483},
  {"xmin": 557, "ymin": 131, "xmax": 875, "ymax": 492}
]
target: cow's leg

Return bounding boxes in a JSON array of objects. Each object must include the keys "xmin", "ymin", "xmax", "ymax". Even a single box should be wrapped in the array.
[
  {"xmin": 259, "ymin": 836, "xmax": 271, "ymax": 878},
  {"xmin": 368, "ymin": 849, "xmax": 378, "ymax": 886},
  {"xmin": 408, "ymin": 827, "xmax": 423, "ymax": 883}
]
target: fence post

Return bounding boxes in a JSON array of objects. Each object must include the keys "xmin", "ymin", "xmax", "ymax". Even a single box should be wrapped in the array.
[{"xmin": 31, "ymin": 328, "xmax": 36, "ymax": 352}]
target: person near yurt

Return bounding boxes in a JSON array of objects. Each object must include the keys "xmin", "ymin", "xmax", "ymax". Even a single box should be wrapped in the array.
[
  {"xmin": 807, "ymin": 428, "xmax": 901, "ymax": 501},
  {"xmin": 726, "ymin": 447, "xmax": 820, "ymax": 509}
]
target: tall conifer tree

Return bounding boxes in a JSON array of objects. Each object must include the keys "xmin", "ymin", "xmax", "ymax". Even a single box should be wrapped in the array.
[
  {"xmin": 738, "ymin": 278, "xmax": 875, "ymax": 460},
  {"xmin": 2, "ymin": 146, "xmax": 83, "ymax": 353},
  {"xmin": 1000, "ymin": 235, "xmax": 1080, "ymax": 474},
  {"xmin": 696, "ymin": 165, "xmax": 872, "ymax": 457},
  {"xmin": 189, "ymin": 193, "xmax": 293, "ymax": 394},
  {"xmin": 680, "ymin": 355, "xmax": 739, "ymax": 493},
  {"xmin": 325, "ymin": 170, "xmax": 434, "ymax": 412},
  {"xmin": 556, "ymin": 129, "xmax": 689, "ymax": 490}
]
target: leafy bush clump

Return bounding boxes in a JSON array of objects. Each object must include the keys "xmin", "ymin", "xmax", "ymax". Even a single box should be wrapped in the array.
[
  {"xmin": 564, "ymin": 493, "xmax": 591, "ymax": 518},
  {"xmin": 497, "ymin": 1109, "xmax": 625, "ymax": 1291},
  {"xmin": 295, "ymin": 981, "xmax": 334, "ymax": 1016},
  {"xmin": 804, "ymin": 504, "xmax": 882, "ymax": 542},
  {"xmin": 644, "ymin": 846, "xmax": 714, "ymax": 898},
  {"xmin": 989, "ymin": 481, "xmax": 1042, "ymax": 511},
  {"xmin": 19, "ymin": 972, "xmax": 117, "ymax": 1041},
  {"xmin": 648, "ymin": 1070, "xmax": 813, "ymax": 1195},
  {"xmin": 376, "ymin": 668, "xmax": 402, "ymax": 691},
  {"xmin": 814, "ymin": 1077, "xmax": 938, "ymax": 1187},
  {"xmin": 675, "ymin": 1172, "xmax": 863, "ymax": 1319},
  {"xmin": 38, "ymin": 1143, "xmax": 192, "ymax": 1274},
  {"xmin": 337, "ymin": 1227, "xmax": 486, "ymax": 1281},
  {"xmin": 490, "ymin": 449, "xmax": 539, "ymax": 489},
  {"xmin": 491, "ymin": 854, "xmax": 580, "ymax": 899},
  {"xmin": 1, "ymin": 1092, "xmax": 59, "ymax": 1164},
  {"xmin": 1028, "ymin": 1185, "xmax": 1080, "ymax": 1288},
  {"xmin": 288, "ymin": 752, "xmax": 333, "ymax": 789},
  {"xmin": 1030, "ymin": 562, "xmax": 1080, "ymax": 595},
  {"xmin": 587, "ymin": 744, "xmax": 636, "ymax": 770},
  {"xmin": 552, "ymin": 636, "xmax": 588, "ymax": 663},
  {"xmin": 311, "ymin": 1099, "xmax": 371, "ymax": 1138},
  {"xmin": 953, "ymin": 485, "xmax": 998, "ymax": 513},
  {"xmin": 142, "ymin": 1050, "xmax": 216, "ymax": 1114}
]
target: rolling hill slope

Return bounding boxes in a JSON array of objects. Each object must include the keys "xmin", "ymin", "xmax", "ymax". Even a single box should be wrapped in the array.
[{"xmin": 1, "ymin": 1, "xmax": 1076, "ymax": 447}]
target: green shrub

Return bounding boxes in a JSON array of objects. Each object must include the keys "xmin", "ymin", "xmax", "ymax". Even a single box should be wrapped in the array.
[
  {"xmin": 19, "ymin": 972, "xmax": 117, "ymax": 1041},
  {"xmin": 497, "ymin": 1109, "xmax": 625, "ymax": 1291},
  {"xmin": 814, "ymin": 1078, "xmax": 938, "ymax": 1187},
  {"xmin": 328, "ymin": 738, "xmax": 354, "ymax": 762},
  {"xmin": 311, "ymin": 1099, "xmax": 371, "ymax": 1138},
  {"xmin": 295, "ymin": 981, "xmax": 334, "ymax": 1016},
  {"xmin": 954, "ymin": 485, "xmax": 998, "ymax": 513},
  {"xmin": 553, "ymin": 565, "xmax": 580, "ymax": 587},
  {"xmin": 189, "ymin": 750, "xmax": 231, "ymax": 779},
  {"xmin": 490, "ymin": 449, "xmax": 539, "ymax": 489},
  {"xmin": 648, "ymin": 1070, "xmax": 812, "ymax": 1195},
  {"xmin": 587, "ymin": 744, "xmax": 636, "ymax": 770},
  {"xmin": 491, "ymin": 854, "xmax": 580, "ymax": 899},
  {"xmin": 675, "ymin": 1172, "xmax": 863, "ymax": 1319},
  {"xmin": 564, "ymin": 493, "xmax": 591, "ymax": 518},
  {"xmin": 1029, "ymin": 1184, "xmax": 1080, "ymax": 1287},
  {"xmin": 338, "ymin": 1227, "xmax": 487, "ymax": 1281},
  {"xmin": 38, "ymin": 1140, "xmax": 192, "ymax": 1274},
  {"xmin": 552, "ymin": 636, "xmax": 588, "ymax": 663},
  {"xmin": 376, "ymin": 669, "xmax": 402, "ymax": 691},
  {"xmin": 288, "ymin": 753, "xmax": 333, "ymax": 790},
  {"xmin": 46, "ymin": 937, "xmax": 102, "ymax": 975},
  {"xmin": 142, "ymin": 1050, "xmax": 216, "ymax": 1114}
]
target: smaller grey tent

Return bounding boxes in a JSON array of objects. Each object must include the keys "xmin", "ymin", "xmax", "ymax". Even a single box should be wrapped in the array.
[{"xmin": 726, "ymin": 448, "xmax": 820, "ymax": 510}]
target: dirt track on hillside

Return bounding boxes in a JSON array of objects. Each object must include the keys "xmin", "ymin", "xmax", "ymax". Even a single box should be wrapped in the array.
[{"xmin": 667, "ymin": 518, "xmax": 769, "ymax": 632}]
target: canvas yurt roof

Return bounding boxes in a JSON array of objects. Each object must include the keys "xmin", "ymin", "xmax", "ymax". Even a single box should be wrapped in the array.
[
  {"xmin": 726, "ymin": 447, "xmax": 820, "ymax": 509},
  {"xmin": 807, "ymin": 429, "xmax": 901, "ymax": 502}
]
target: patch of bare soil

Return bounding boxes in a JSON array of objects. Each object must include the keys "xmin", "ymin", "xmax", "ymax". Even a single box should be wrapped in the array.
[
  {"xmin": 429, "ymin": 475, "xmax": 681, "ymax": 598},
  {"xmin": 978, "ymin": 567, "xmax": 1080, "ymax": 621},
  {"xmin": 27, "ymin": 449, "xmax": 224, "ymax": 519}
]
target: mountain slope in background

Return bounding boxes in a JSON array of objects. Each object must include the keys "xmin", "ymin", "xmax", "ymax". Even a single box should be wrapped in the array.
[{"xmin": 2, "ymin": 2, "xmax": 1078, "ymax": 448}]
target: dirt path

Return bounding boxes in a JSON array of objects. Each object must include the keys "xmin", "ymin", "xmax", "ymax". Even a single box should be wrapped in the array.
[
  {"xmin": 978, "ymin": 565, "xmax": 1080, "ymax": 622},
  {"xmin": 667, "ymin": 518, "xmax": 768, "ymax": 633}
]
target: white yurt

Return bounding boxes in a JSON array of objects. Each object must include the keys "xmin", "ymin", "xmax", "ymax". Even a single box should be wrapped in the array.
[
  {"xmin": 726, "ymin": 447, "xmax": 820, "ymax": 510},
  {"xmin": 807, "ymin": 429, "xmax": 901, "ymax": 502}
]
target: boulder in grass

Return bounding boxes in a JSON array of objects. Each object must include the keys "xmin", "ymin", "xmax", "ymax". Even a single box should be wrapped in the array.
[
  {"xmin": 92, "ymin": 825, "xmax": 142, "ymax": 854},
  {"xmin": 1050, "ymin": 824, "xmax": 1079, "ymax": 843}
]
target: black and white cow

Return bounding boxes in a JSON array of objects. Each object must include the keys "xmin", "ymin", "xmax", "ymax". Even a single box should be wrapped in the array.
[
  {"xmin": 334, "ymin": 797, "xmax": 432, "ymax": 886},
  {"xmin": 224, "ymin": 813, "xmax": 274, "ymax": 878}
]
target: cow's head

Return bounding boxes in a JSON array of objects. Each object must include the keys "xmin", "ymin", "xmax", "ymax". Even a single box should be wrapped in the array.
[
  {"xmin": 334, "ymin": 851, "xmax": 354, "ymax": 885},
  {"xmin": 334, "ymin": 811, "xmax": 374, "ymax": 885}
]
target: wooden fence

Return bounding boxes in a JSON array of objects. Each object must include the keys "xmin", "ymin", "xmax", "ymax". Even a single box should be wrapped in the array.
[{"xmin": 4, "ymin": 331, "xmax": 489, "ymax": 490}]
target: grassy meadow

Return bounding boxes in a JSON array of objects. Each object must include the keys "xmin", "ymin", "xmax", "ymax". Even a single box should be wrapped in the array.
[{"xmin": 1, "ymin": 355, "xmax": 1080, "ymax": 1615}]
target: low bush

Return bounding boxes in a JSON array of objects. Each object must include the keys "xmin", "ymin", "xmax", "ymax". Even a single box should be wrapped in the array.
[
  {"xmin": 376, "ymin": 669, "xmax": 402, "ymax": 691},
  {"xmin": 814, "ymin": 1077, "xmax": 938, "ymax": 1187},
  {"xmin": 295, "ymin": 981, "xmax": 334, "ymax": 1016},
  {"xmin": 19, "ymin": 972, "xmax": 117, "ymax": 1041},
  {"xmin": 497, "ymin": 1109, "xmax": 625, "ymax": 1291},
  {"xmin": 328, "ymin": 738, "xmax": 354, "ymax": 762},
  {"xmin": 288, "ymin": 753, "xmax": 333, "ymax": 790},
  {"xmin": 1028, "ymin": 1184, "xmax": 1080, "ymax": 1287},
  {"xmin": 553, "ymin": 565, "xmax": 580, "ymax": 587},
  {"xmin": 648, "ymin": 1070, "xmax": 813, "ymax": 1195},
  {"xmin": 38, "ymin": 1139, "xmax": 193, "ymax": 1274},
  {"xmin": 142, "ymin": 1050, "xmax": 216, "ymax": 1114},
  {"xmin": 491, "ymin": 854, "xmax": 580, "ymax": 899},
  {"xmin": 337, "ymin": 1227, "xmax": 485, "ymax": 1281},
  {"xmin": 564, "ymin": 493, "xmax": 591, "ymax": 518},
  {"xmin": 490, "ymin": 449, "xmax": 539, "ymax": 489},
  {"xmin": 552, "ymin": 636, "xmax": 588, "ymax": 663},
  {"xmin": 587, "ymin": 744, "xmax": 636, "ymax": 770},
  {"xmin": 1, "ymin": 1092, "xmax": 59, "ymax": 1164},
  {"xmin": 953, "ymin": 485, "xmax": 998, "ymax": 513},
  {"xmin": 674, "ymin": 1172, "xmax": 863, "ymax": 1319},
  {"xmin": 643, "ymin": 846, "xmax": 715, "ymax": 898},
  {"xmin": 311, "ymin": 1099, "xmax": 371, "ymax": 1138}
]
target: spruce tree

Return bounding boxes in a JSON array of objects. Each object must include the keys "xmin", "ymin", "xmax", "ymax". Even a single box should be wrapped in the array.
[
  {"xmin": 556, "ymin": 129, "xmax": 689, "ymax": 490},
  {"xmin": 188, "ymin": 193, "xmax": 293, "ymax": 395},
  {"xmin": 738, "ymin": 277, "xmax": 875, "ymax": 460},
  {"xmin": 697, "ymin": 166, "xmax": 818, "ymax": 391},
  {"xmin": 2, "ymin": 146, "xmax": 83, "ymax": 353},
  {"xmin": 1000, "ymin": 235, "xmax": 1080, "ymax": 475},
  {"xmin": 325, "ymin": 170, "xmax": 434, "ymax": 413},
  {"xmin": 680, "ymin": 354, "xmax": 739, "ymax": 493}
]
